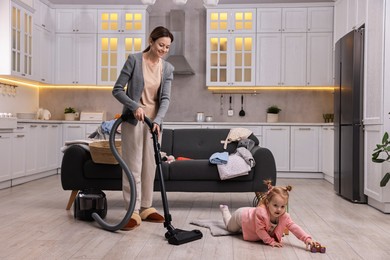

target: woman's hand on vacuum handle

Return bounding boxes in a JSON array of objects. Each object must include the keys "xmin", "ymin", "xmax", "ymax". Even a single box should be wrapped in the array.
[
  {"xmin": 152, "ymin": 123, "xmax": 161, "ymax": 139},
  {"xmin": 133, "ymin": 107, "xmax": 145, "ymax": 122}
]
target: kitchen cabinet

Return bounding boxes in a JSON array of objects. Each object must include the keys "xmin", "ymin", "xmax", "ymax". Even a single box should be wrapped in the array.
[
  {"xmin": 306, "ymin": 32, "xmax": 333, "ymax": 86},
  {"xmin": 56, "ymin": 8, "xmax": 97, "ymax": 33},
  {"xmin": 6, "ymin": 2, "xmax": 33, "ymax": 79},
  {"xmin": 12, "ymin": 125, "xmax": 27, "ymax": 179},
  {"xmin": 97, "ymin": 34, "xmax": 145, "ymax": 85},
  {"xmin": 307, "ymin": 7, "xmax": 334, "ymax": 32},
  {"xmin": 257, "ymin": 7, "xmax": 307, "ymax": 33},
  {"xmin": 62, "ymin": 124, "xmax": 86, "ymax": 143},
  {"xmin": 334, "ymin": 0, "xmax": 366, "ymax": 43},
  {"xmin": 321, "ymin": 126, "xmax": 334, "ymax": 183},
  {"xmin": 0, "ymin": 133, "xmax": 12, "ymax": 182},
  {"xmin": 206, "ymin": 34, "xmax": 256, "ymax": 86},
  {"xmin": 207, "ymin": 9, "xmax": 256, "ymax": 34},
  {"xmin": 98, "ymin": 9, "xmax": 147, "ymax": 34},
  {"xmin": 262, "ymin": 126, "xmax": 290, "ymax": 172},
  {"xmin": 33, "ymin": 0, "xmax": 54, "ymax": 32},
  {"xmin": 55, "ymin": 33, "xmax": 97, "ymax": 84},
  {"xmin": 256, "ymin": 32, "xmax": 306, "ymax": 86},
  {"xmin": 33, "ymin": 25, "xmax": 53, "ymax": 83},
  {"xmin": 290, "ymin": 126, "xmax": 320, "ymax": 172}
]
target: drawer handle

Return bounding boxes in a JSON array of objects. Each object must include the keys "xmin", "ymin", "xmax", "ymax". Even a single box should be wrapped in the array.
[
  {"xmin": 68, "ymin": 126, "xmax": 81, "ymax": 128},
  {"xmin": 17, "ymin": 134, "xmax": 25, "ymax": 138},
  {"xmin": 17, "ymin": 126, "xmax": 25, "ymax": 129},
  {"xmin": 30, "ymin": 125, "xmax": 38, "ymax": 127},
  {"xmin": 270, "ymin": 128, "xmax": 284, "ymax": 130},
  {"xmin": 52, "ymin": 125, "xmax": 58, "ymax": 128},
  {"xmin": 41, "ymin": 125, "xmax": 49, "ymax": 128},
  {"xmin": 298, "ymin": 128, "xmax": 311, "ymax": 130}
]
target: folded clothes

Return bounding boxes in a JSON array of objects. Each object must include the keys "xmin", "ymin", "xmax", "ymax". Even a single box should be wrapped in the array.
[{"xmin": 209, "ymin": 151, "xmax": 229, "ymax": 165}]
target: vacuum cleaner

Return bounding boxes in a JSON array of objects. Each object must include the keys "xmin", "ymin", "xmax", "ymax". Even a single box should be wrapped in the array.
[{"xmin": 92, "ymin": 115, "xmax": 203, "ymax": 245}]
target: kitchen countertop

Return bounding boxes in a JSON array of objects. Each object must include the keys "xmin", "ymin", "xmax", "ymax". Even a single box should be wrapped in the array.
[{"xmin": 17, "ymin": 119, "xmax": 334, "ymax": 126}]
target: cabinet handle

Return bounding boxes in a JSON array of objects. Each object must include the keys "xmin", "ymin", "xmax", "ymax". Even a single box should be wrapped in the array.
[
  {"xmin": 298, "ymin": 128, "xmax": 311, "ymax": 130},
  {"xmin": 42, "ymin": 24, "xmax": 45, "ymax": 27},
  {"xmin": 68, "ymin": 126, "xmax": 81, "ymax": 128},
  {"xmin": 270, "ymin": 128, "xmax": 284, "ymax": 130},
  {"xmin": 41, "ymin": 125, "xmax": 49, "ymax": 128},
  {"xmin": 41, "ymin": 78, "xmax": 45, "ymax": 82},
  {"xmin": 22, "ymin": 73, "xmax": 26, "ymax": 76},
  {"xmin": 30, "ymin": 125, "xmax": 38, "ymax": 127},
  {"xmin": 52, "ymin": 125, "xmax": 58, "ymax": 128},
  {"xmin": 17, "ymin": 134, "xmax": 25, "ymax": 138},
  {"xmin": 17, "ymin": 126, "xmax": 24, "ymax": 130}
]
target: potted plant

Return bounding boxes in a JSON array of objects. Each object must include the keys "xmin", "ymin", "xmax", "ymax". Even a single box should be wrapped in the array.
[
  {"xmin": 266, "ymin": 105, "xmax": 281, "ymax": 123},
  {"xmin": 372, "ymin": 132, "xmax": 390, "ymax": 187},
  {"xmin": 64, "ymin": 107, "xmax": 77, "ymax": 121}
]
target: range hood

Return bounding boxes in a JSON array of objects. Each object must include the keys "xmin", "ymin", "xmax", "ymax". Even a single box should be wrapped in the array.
[{"xmin": 165, "ymin": 10, "xmax": 195, "ymax": 75}]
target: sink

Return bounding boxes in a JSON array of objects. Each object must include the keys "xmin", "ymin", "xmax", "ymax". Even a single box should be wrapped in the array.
[{"xmin": 0, "ymin": 117, "xmax": 17, "ymax": 129}]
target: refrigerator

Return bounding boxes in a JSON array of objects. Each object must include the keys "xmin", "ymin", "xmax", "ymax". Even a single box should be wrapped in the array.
[{"xmin": 334, "ymin": 27, "xmax": 367, "ymax": 203}]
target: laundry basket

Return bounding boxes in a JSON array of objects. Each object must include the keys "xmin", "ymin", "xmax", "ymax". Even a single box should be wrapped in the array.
[{"xmin": 89, "ymin": 140, "xmax": 121, "ymax": 165}]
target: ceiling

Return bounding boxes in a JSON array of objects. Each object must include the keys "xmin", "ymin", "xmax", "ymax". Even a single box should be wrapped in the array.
[{"xmin": 48, "ymin": 0, "xmax": 335, "ymax": 5}]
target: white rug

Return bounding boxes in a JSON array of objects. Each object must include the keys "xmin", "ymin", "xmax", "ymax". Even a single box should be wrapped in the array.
[{"xmin": 190, "ymin": 219, "xmax": 239, "ymax": 236}]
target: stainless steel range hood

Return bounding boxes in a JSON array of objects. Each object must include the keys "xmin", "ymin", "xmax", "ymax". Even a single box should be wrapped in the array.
[{"xmin": 165, "ymin": 10, "xmax": 195, "ymax": 75}]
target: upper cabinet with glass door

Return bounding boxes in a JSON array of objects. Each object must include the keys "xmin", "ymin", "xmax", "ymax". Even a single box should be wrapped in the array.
[
  {"xmin": 207, "ymin": 9, "xmax": 256, "ymax": 34},
  {"xmin": 98, "ymin": 10, "xmax": 147, "ymax": 34},
  {"xmin": 10, "ymin": 1, "xmax": 33, "ymax": 79}
]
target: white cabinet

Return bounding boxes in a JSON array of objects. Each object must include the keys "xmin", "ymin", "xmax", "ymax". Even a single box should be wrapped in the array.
[
  {"xmin": 97, "ymin": 34, "xmax": 145, "ymax": 85},
  {"xmin": 321, "ymin": 126, "xmax": 334, "ymax": 183},
  {"xmin": 33, "ymin": 25, "xmax": 53, "ymax": 83},
  {"xmin": 8, "ymin": 2, "xmax": 33, "ymax": 79},
  {"xmin": 262, "ymin": 126, "xmax": 290, "ymax": 172},
  {"xmin": 62, "ymin": 124, "xmax": 86, "ymax": 143},
  {"xmin": 98, "ymin": 9, "xmax": 147, "ymax": 34},
  {"xmin": 24, "ymin": 123, "xmax": 38, "ymax": 175},
  {"xmin": 290, "ymin": 126, "xmax": 320, "ymax": 172},
  {"xmin": 55, "ymin": 33, "xmax": 97, "ymax": 84},
  {"xmin": 206, "ymin": 34, "xmax": 256, "ymax": 86},
  {"xmin": 306, "ymin": 32, "xmax": 333, "ymax": 86},
  {"xmin": 0, "ymin": 133, "xmax": 12, "ymax": 182},
  {"xmin": 56, "ymin": 8, "xmax": 97, "ymax": 33},
  {"xmin": 207, "ymin": 9, "xmax": 256, "ymax": 33},
  {"xmin": 256, "ymin": 32, "xmax": 306, "ymax": 86},
  {"xmin": 307, "ymin": 7, "xmax": 334, "ymax": 32},
  {"xmin": 12, "ymin": 125, "xmax": 27, "ymax": 179},
  {"xmin": 257, "ymin": 7, "xmax": 307, "ymax": 33},
  {"xmin": 33, "ymin": 0, "xmax": 54, "ymax": 32}
]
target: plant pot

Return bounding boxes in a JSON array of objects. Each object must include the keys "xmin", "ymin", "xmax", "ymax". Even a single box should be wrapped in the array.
[
  {"xmin": 64, "ymin": 113, "xmax": 76, "ymax": 121},
  {"xmin": 266, "ymin": 113, "xmax": 279, "ymax": 123}
]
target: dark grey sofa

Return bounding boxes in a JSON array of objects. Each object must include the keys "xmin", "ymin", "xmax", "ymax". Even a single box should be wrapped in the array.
[{"xmin": 61, "ymin": 128, "xmax": 277, "ymax": 209}]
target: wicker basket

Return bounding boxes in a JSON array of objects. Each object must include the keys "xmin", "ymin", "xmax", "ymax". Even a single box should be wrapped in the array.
[{"xmin": 89, "ymin": 140, "xmax": 122, "ymax": 165}]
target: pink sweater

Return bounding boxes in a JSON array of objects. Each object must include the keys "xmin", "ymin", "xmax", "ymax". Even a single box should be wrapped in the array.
[{"xmin": 241, "ymin": 205, "xmax": 311, "ymax": 246}]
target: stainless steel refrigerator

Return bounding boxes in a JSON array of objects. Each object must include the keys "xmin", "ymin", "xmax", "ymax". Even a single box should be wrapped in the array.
[{"xmin": 334, "ymin": 27, "xmax": 366, "ymax": 203}]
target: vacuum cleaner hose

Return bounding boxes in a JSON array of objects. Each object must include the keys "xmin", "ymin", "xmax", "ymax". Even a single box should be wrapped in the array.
[{"xmin": 92, "ymin": 116, "xmax": 136, "ymax": 231}]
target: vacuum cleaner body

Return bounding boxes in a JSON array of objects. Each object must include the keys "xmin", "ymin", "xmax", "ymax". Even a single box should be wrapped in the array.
[{"xmin": 74, "ymin": 189, "xmax": 107, "ymax": 221}]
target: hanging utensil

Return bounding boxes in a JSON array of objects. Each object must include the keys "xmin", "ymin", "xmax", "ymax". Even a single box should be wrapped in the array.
[
  {"xmin": 220, "ymin": 94, "xmax": 223, "ymax": 116},
  {"xmin": 228, "ymin": 95, "xmax": 234, "ymax": 116},
  {"xmin": 239, "ymin": 94, "xmax": 246, "ymax": 117}
]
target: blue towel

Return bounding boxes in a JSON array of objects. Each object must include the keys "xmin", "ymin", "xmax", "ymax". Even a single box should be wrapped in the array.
[
  {"xmin": 209, "ymin": 152, "xmax": 229, "ymax": 165},
  {"xmin": 101, "ymin": 120, "xmax": 115, "ymax": 134}
]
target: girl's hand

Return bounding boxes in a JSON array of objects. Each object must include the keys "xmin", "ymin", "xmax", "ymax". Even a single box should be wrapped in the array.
[{"xmin": 272, "ymin": 242, "xmax": 283, "ymax": 248}]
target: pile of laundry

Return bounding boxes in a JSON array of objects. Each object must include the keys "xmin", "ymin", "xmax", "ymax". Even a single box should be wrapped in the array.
[{"xmin": 210, "ymin": 128, "xmax": 256, "ymax": 180}]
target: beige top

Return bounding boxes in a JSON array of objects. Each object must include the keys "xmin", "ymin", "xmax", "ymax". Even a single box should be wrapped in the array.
[{"xmin": 141, "ymin": 56, "xmax": 162, "ymax": 119}]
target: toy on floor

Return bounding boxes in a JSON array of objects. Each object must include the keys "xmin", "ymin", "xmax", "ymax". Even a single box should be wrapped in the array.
[{"xmin": 307, "ymin": 242, "xmax": 326, "ymax": 253}]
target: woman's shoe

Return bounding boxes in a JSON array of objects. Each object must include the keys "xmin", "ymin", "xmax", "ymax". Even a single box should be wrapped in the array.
[
  {"xmin": 121, "ymin": 213, "xmax": 141, "ymax": 231},
  {"xmin": 140, "ymin": 207, "xmax": 165, "ymax": 223}
]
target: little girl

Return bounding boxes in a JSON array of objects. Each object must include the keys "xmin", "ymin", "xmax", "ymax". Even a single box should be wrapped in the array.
[{"xmin": 219, "ymin": 180, "xmax": 316, "ymax": 248}]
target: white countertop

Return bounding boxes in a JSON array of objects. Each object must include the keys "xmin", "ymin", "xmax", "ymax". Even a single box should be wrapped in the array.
[{"xmin": 17, "ymin": 119, "xmax": 334, "ymax": 126}]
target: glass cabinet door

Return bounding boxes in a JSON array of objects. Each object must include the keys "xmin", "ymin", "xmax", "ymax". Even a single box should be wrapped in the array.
[
  {"xmin": 98, "ymin": 10, "xmax": 145, "ymax": 34},
  {"xmin": 232, "ymin": 35, "xmax": 255, "ymax": 85},
  {"xmin": 207, "ymin": 35, "xmax": 229, "ymax": 85},
  {"xmin": 98, "ymin": 35, "xmax": 144, "ymax": 85},
  {"xmin": 207, "ymin": 9, "xmax": 255, "ymax": 33},
  {"xmin": 11, "ymin": 3, "xmax": 33, "ymax": 78}
]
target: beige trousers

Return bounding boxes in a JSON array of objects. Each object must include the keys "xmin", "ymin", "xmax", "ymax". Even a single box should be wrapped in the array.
[{"xmin": 121, "ymin": 121, "xmax": 156, "ymax": 213}]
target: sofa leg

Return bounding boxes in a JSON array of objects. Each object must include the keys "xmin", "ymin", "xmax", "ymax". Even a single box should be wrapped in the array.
[{"xmin": 66, "ymin": 190, "xmax": 79, "ymax": 210}]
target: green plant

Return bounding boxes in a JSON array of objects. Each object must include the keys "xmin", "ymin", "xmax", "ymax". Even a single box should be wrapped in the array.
[
  {"xmin": 372, "ymin": 132, "xmax": 390, "ymax": 187},
  {"xmin": 64, "ymin": 107, "xmax": 76, "ymax": 114},
  {"xmin": 267, "ymin": 105, "xmax": 281, "ymax": 114}
]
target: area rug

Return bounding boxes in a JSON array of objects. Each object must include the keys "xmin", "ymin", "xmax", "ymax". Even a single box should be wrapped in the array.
[{"xmin": 190, "ymin": 219, "xmax": 239, "ymax": 236}]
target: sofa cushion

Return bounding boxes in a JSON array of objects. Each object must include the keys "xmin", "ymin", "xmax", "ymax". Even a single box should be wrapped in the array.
[
  {"xmin": 169, "ymin": 160, "xmax": 255, "ymax": 181},
  {"xmin": 84, "ymin": 160, "xmax": 122, "ymax": 179},
  {"xmin": 161, "ymin": 129, "xmax": 173, "ymax": 155}
]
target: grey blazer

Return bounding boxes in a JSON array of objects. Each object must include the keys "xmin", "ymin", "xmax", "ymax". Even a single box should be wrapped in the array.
[{"xmin": 112, "ymin": 52, "xmax": 174, "ymax": 126}]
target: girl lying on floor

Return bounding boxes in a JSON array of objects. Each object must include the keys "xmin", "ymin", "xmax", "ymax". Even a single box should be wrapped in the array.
[{"xmin": 219, "ymin": 180, "xmax": 325, "ymax": 252}]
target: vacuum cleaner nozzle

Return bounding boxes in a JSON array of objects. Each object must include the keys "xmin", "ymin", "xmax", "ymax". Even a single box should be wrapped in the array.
[{"xmin": 166, "ymin": 229, "xmax": 203, "ymax": 245}]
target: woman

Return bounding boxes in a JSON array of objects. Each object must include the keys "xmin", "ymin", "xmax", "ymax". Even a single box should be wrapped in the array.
[{"xmin": 112, "ymin": 26, "xmax": 174, "ymax": 230}]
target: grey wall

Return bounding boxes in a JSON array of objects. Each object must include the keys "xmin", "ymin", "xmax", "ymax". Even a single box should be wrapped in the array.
[{"xmin": 39, "ymin": 0, "xmax": 334, "ymax": 122}]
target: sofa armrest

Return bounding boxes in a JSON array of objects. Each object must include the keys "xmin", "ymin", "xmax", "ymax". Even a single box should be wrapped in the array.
[
  {"xmin": 250, "ymin": 146, "xmax": 277, "ymax": 192},
  {"xmin": 61, "ymin": 145, "xmax": 91, "ymax": 190}
]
